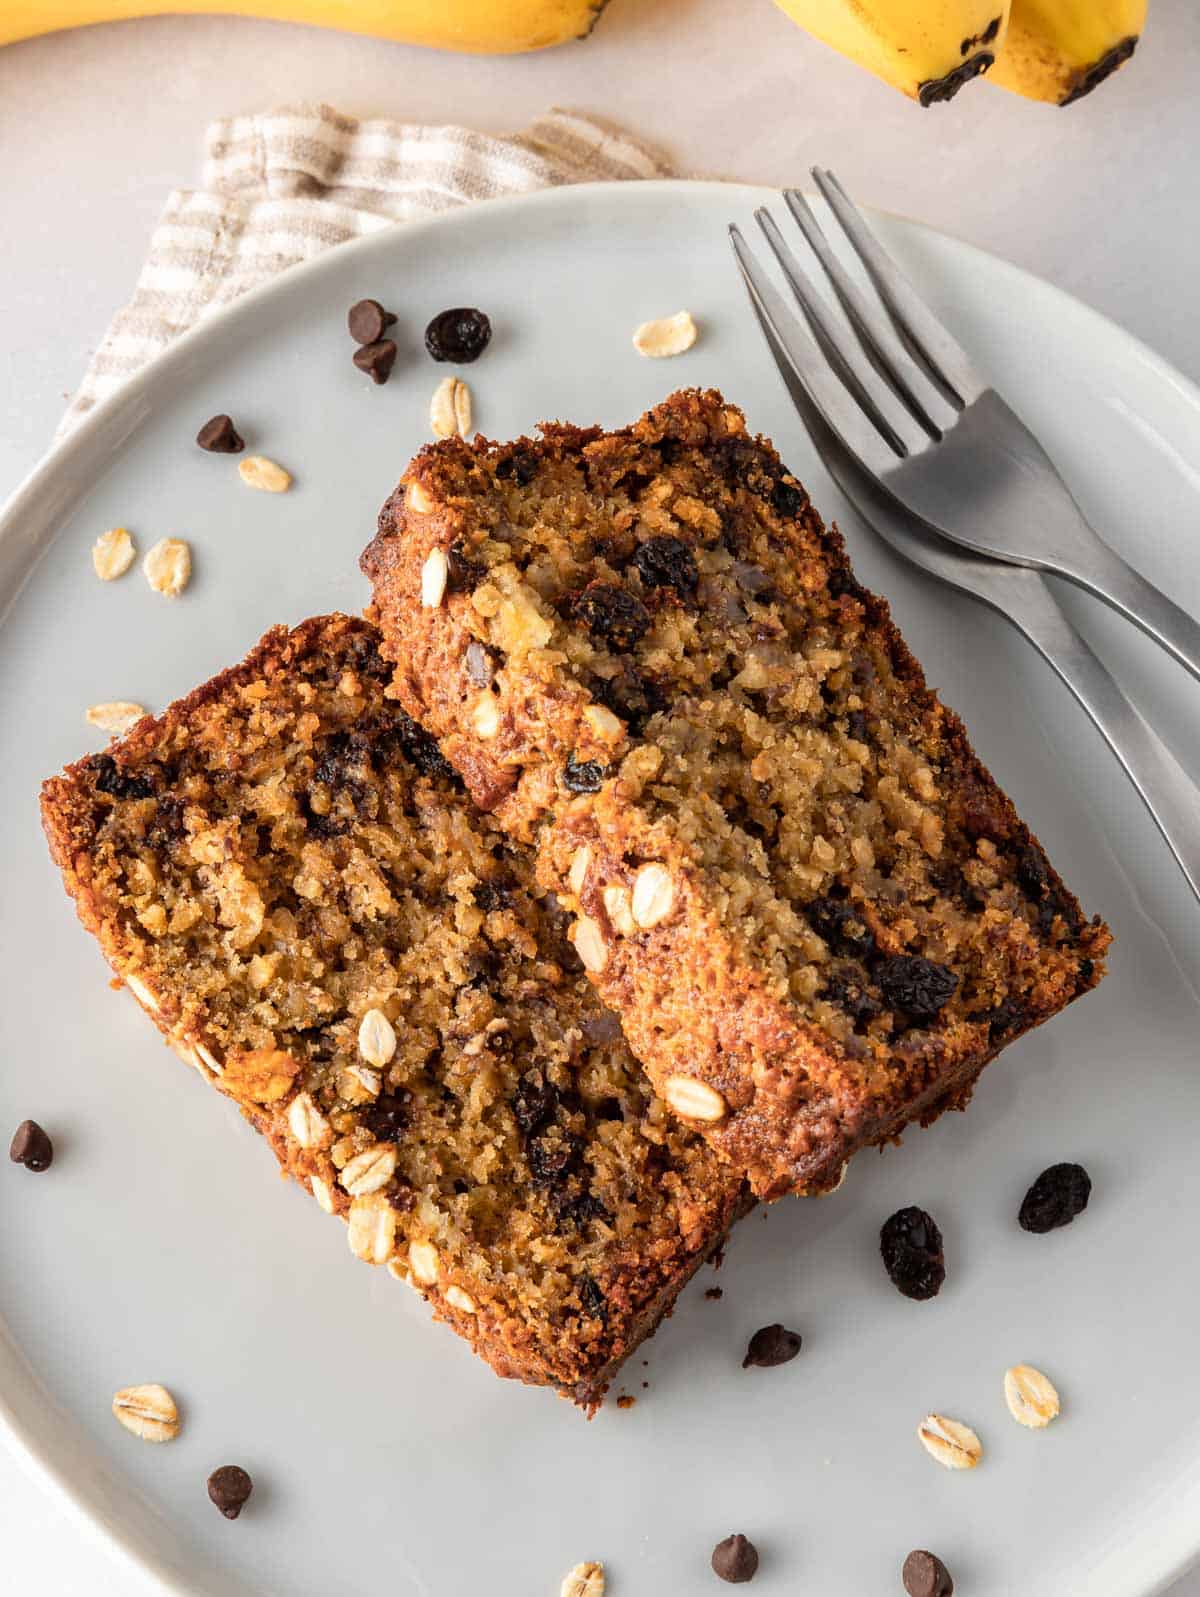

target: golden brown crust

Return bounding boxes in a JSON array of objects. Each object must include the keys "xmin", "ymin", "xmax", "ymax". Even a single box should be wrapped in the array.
[
  {"xmin": 363, "ymin": 390, "xmax": 1111, "ymax": 1200},
  {"xmin": 41, "ymin": 614, "xmax": 747, "ymax": 1408}
]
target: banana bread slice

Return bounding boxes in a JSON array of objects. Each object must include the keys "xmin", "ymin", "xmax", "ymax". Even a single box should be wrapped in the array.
[
  {"xmin": 362, "ymin": 389, "xmax": 1111, "ymax": 1201},
  {"xmin": 41, "ymin": 615, "xmax": 747, "ymax": 1409}
]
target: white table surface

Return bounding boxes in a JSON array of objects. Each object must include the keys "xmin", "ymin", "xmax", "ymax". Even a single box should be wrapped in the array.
[{"xmin": 2, "ymin": 1, "xmax": 1198, "ymax": 1590}]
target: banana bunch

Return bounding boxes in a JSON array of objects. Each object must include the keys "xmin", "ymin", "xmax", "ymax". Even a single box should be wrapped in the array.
[
  {"xmin": 0, "ymin": 0, "xmax": 609, "ymax": 51},
  {"xmin": 771, "ymin": 0, "xmax": 1147, "ymax": 105}
]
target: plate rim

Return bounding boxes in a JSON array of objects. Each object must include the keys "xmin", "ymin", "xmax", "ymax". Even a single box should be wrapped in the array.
[{"xmin": 3, "ymin": 176, "xmax": 1199, "ymax": 1597}]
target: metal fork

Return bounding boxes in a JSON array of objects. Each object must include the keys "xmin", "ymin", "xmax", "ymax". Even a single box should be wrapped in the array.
[
  {"xmin": 729, "ymin": 169, "xmax": 1200, "ymax": 685},
  {"xmin": 740, "ymin": 287, "xmax": 1200, "ymax": 905}
]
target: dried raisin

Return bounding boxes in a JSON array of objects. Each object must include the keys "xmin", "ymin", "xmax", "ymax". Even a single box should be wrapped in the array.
[
  {"xmin": 1018, "ymin": 1162, "xmax": 1091, "ymax": 1234},
  {"xmin": 563, "ymin": 753, "xmax": 607, "ymax": 794},
  {"xmin": 512, "ymin": 1072, "xmax": 559, "ymax": 1136},
  {"xmin": 822, "ymin": 965, "xmax": 880, "ymax": 1025},
  {"xmin": 1016, "ymin": 845, "xmax": 1050, "ymax": 900},
  {"xmin": 709, "ymin": 436, "xmax": 758, "ymax": 483},
  {"xmin": 771, "ymin": 478, "xmax": 806, "ymax": 518},
  {"xmin": 527, "ymin": 1129, "xmax": 582, "ymax": 1188},
  {"xmin": 552, "ymin": 1188, "xmax": 611, "ymax": 1228},
  {"xmin": 826, "ymin": 564, "xmax": 869, "ymax": 603},
  {"xmin": 803, "ymin": 895, "xmax": 875, "ymax": 961},
  {"xmin": 445, "ymin": 542, "xmax": 483, "ymax": 594},
  {"xmin": 845, "ymin": 710, "xmax": 870, "ymax": 745},
  {"xmin": 969, "ymin": 997, "xmax": 1024, "ymax": 1043},
  {"xmin": 880, "ymin": 1206, "xmax": 946, "ymax": 1300},
  {"xmin": 573, "ymin": 582, "xmax": 650, "ymax": 651},
  {"xmin": 634, "ymin": 535, "xmax": 698, "ymax": 594},
  {"xmin": 472, "ymin": 880, "xmax": 512, "ymax": 912},
  {"xmin": 92, "ymin": 755, "xmax": 154, "ymax": 802},
  {"xmin": 494, "ymin": 448, "xmax": 537, "ymax": 485},
  {"xmin": 424, "ymin": 307, "xmax": 491, "ymax": 364},
  {"xmin": 580, "ymin": 1274, "xmax": 607, "ymax": 1320},
  {"xmin": 391, "ymin": 709, "xmax": 455, "ymax": 780},
  {"xmin": 363, "ymin": 1092, "xmax": 410, "ymax": 1143},
  {"xmin": 876, "ymin": 955, "xmax": 958, "ymax": 1021}
]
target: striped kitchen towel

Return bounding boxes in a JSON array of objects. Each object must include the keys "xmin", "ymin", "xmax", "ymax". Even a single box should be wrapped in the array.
[{"xmin": 58, "ymin": 103, "xmax": 673, "ymax": 437}]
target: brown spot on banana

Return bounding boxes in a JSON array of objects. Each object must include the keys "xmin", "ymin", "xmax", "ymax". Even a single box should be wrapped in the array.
[
  {"xmin": 1061, "ymin": 35, "xmax": 1139, "ymax": 104},
  {"xmin": 918, "ymin": 50, "xmax": 996, "ymax": 105}
]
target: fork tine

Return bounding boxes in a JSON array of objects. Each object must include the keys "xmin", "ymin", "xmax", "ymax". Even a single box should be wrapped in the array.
[
  {"xmin": 811, "ymin": 168, "xmax": 983, "ymax": 408},
  {"xmin": 728, "ymin": 224, "xmax": 903, "ymax": 476},
  {"xmin": 781, "ymin": 189, "xmax": 951, "ymax": 437},
  {"xmin": 754, "ymin": 207, "xmax": 932, "ymax": 461}
]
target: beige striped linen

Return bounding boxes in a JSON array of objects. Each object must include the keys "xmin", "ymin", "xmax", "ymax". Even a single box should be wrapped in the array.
[{"xmin": 59, "ymin": 103, "xmax": 673, "ymax": 438}]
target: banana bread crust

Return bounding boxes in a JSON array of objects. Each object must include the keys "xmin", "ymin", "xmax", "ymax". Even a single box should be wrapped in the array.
[
  {"xmin": 362, "ymin": 390, "xmax": 1110, "ymax": 1200},
  {"xmin": 41, "ymin": 614, "xmax": 747, "ymax": 1407}
]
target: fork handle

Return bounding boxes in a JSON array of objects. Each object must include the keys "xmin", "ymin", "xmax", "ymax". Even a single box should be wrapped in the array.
[
  {"xmin": 1058, "ymin": 535, "xmax": 1200, "ymax": 687},
  {"xmin": 1011, "ymin": 576, "xmax": 1200, "ymax": 904}
]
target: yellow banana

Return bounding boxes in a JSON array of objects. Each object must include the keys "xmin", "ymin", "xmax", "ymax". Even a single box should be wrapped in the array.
[
  {"xmin": 0, "ymin": 0, "xmax": 609, "ymax": 52},
  {"xmin": 989, "ymin": 0, "xmax": 1147, "ymax": 104},
  {"xmin": 771, "ymin": 0, "xmax": 1012, "ymax": 103}
]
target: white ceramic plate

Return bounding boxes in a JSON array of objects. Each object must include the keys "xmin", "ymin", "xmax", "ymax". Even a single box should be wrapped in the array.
[{"xmin": 2, "ymin": 182, "xmax": 1199, "ymax": 1597}]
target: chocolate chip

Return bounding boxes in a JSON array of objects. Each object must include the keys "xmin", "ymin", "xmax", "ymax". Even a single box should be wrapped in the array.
[
  {"xmin": 711, "ymin": 1534, "xmax": 759, "ymax": 1584},
  {"xmin": 880, "ymin": 1206, "xmax": 945, "ymax": 1301},
  {"xmin": 206, "ymin": 1465, "xmax": 253, "ymax": 1520},
  {"xmin": 1018, "ymin": 1162, "xmax": 1091, "ymax": 1234},
  {"xmin": 425, "ymin": 307, "xmax": 492, "ymax": 364},
  {"xmin": 347, "ymin": 298, "xmax": 396, "ymax": 345},
  {"xmin": 195, "ymin": 414, "xmax": 244, "ymax": 454},
  {"xmin": 742, "ymin": 1324, "xmax": 802, "ymax": 1368},
  {"xmin": 9, "ymin": 1119, "xmax": 53, "ymax": 1172},
  {"xmin": 902, "ymin": 1549, "xmax": 954, "ymax": 1597},
  {"xmin": 352, "ymin": 339, "xmax": 398, "ymax": 385},
  {"xmin": 464, "ymin": 640, "xmax": 495, "ymax": 688}
]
